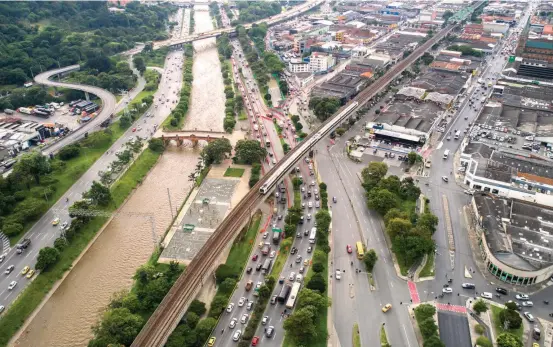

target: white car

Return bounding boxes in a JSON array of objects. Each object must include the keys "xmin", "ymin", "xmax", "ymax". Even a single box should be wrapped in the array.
[
  {"xmin": 481, "ymin": 292, "xmax": 493, "ymax": 299},
  {"xmin": 262, "ymin": 316, "xmax": 269, "ymax": 325},
  {"xmin": 246, "ymin": 301, "xmax": 254, "ymax": 311},
  {"xmin": 442, "ymin": 287, "xmax": 453, "ymax": 294},
  {"xmin": 335, "ymin": 270, "xmax": 341, "ymax": 280},
  {"xmin": 226, "ymin": 303, "xmax": 235, "ymax": 313},
  {"xmin": 270, "ymin": 251, "xmax": 276, "ymax": 258},
  {"xmin": 238, "ymin": 297, "xmax": 246, "ymax": 307},
  {"xmin": 8, "ymin": 280, "xmax": 17, "ymax": 290},
  {"xmin": 515, "ymin": 294, "xmax": 529, "ymax": 301},
  {"xmin": 308, "ymin": 202, "xmax": 313, "ymax": 208},
  {"xmin": 229, "ymin": 317, "xmax": 237, "ymax": 329},
  {"xmin": 306, "ymin": 214, "xmax": 311, "ymax": 220},
  {"xmin": 240, "ymin": 313, "xmax": 249, "ymax": 324},
  {"xmin": 288, "ymin": 272, "xmax": 296, "ymax": 281},
  {"xmin": 522, "ymin": 301, "xmax": 533, "ymax": 307},
  {"xmin": 233, "ymin": 330, "xmax": 242, "ymax": 341}
]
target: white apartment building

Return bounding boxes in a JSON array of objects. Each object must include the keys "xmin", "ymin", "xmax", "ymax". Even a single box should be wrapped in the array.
[
  {"xmin": 288, "ymin": 59, "xmax": 310, "ymax": 73},
  {"xmin": 309, "ymin": 52, "xmax": 336, "ymax": 72}
]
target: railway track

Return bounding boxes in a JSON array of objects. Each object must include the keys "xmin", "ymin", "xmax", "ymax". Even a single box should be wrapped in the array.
[{"xmin": 131, "ymin": 24, "xmax": 456, "ymax": 347}]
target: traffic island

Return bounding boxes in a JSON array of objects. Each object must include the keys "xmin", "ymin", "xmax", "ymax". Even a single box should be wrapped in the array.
[
  {"xmin": 352, "ymin": 323, "xmax": 361, "ymax": 347},
  {"xmin": 379, "ymin": 324, "xmax": 390, "ymax": 347}
]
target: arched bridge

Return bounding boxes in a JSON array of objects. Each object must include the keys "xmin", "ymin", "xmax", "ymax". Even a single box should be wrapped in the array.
[{"xmin": 160, "ymin": 131, "xmax": 227, "ymax": 147}]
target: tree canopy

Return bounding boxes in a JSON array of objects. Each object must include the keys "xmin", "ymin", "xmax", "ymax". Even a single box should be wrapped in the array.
[{"xmin": 234, "ymin": 139, "xmax": 266, "ymax": 164}]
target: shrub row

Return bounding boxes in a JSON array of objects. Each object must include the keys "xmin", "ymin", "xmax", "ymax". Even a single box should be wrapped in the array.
[
  {"xmin": 249, "ymin": 163, "xmax": 261, "ymax": 188},
  {"xmin": 163, "ymin": 44, "xmax": 194, "ymax": 130}
]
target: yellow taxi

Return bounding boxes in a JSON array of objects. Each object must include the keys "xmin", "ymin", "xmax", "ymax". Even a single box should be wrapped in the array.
[
  {"xmin": 21, "ymin": 266, "xmax": 30, "ymax": 275},
  {"xmin": 207, "ymin": 337, "xmax": 216, "ymax": 347},
  {"xmin": 26, "ymin": 269, "xmax": 35, "ymax": 279},
  {"xmin": 533, "ymin": 344, "xmax": 539, "ymax": 347},
  {"xmin": 52, "ymin": 217, "xmax": 60, "ymax": 226},
  {"xmin": 382, "ymin": 303, "xmax": 392, "ymax": 313}
]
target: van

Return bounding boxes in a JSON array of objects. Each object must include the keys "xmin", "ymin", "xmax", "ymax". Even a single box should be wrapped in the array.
[{"xmin": 443, "ymin": 150, "xmax": 450, "ymax": 160}]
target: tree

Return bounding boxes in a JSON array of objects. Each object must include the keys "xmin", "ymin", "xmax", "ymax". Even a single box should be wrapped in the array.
[
  {"xmin": 306, "ymin": 273, "xmax": 326, "ymax": 293},
  {"xmin": 2, "ymin": 222, "xmax": 23, "ymax": 237},
  {"xmin": 215, "ymin": 263, "xmax": 239, "ymax": 283},
  {"xmin": 188, "ymin": 299, "xmax": 207, "ymax": 317},
  {"xmin": 85, "ymin": 181, "xmax": 112, "ymax": 206},
  {"xmin": 133, "ymin": 56, "xmax": 146, "ymax": 74},
  {"xmin": 368, "ymin": 189, "xmax": 398, "ymax": 215},
  {"xmin": 13, "ymin": 151, "xmax": 51, "ymax": 185},
  {"xmin": 148, "ymin": 138, "xmax": 165, "ymax": 152},
  {"xmin": 472, "ymin": 300, "xmax": 488, "ymax": 315},
  {"xmin": 423, "ymin": 335, "xmax": 445, "ymax": 347},
  {"xmin": 35, "ymin": 246, "xmax": 60, "ymax": 271},
  {"xmin": 496, "ymin": 333, "xmax": 523, "ymax": 347},
  {"xmin": 283, "ymin": 307, "xmax": 317, "ymax": 343},
  {"xmin": 308, "ymin": 97, "xmax": 340, "ymax": 121},
  {"xmin": 296, "ymin": 288, "xmax": 328, "ymax": 311},
  {"xmin": 58, "ymin": 144, "xmax": 81, "ymax": 160},
  {"xmin": 417, "ymin": 213, "xmax": 439, "ymax": 234},
  {"xmin": 185, "ymin": 311, "xmax": 200, "ymax": 329},
  {"xmin": 90, "ymin": 308, "xmax": 144, "ymax": 347},
  {"xmin": 498, "ymin": 308, "xmax": 522, "ymax": 329},
  {"xmin": 415, "ymin": 304, "xmax": 436, "ymax": 321},
  {"xmin": 219, "ymin": 277, "xmax": 237, "ymax": 294},
  {"xmin": 234, "ymin": 139, "xmax": 266, "ymax": 164},
  {"xmin": 54, "ymin": 237, "xmax": 68, "ymax": 251},
  {"xmin": 363, "ymin": 249, "xmax": 378, "ymax": 272},
  {"xmin": 419, "ymin": 317, "xmax": 438, "ymax": 339},
  {"xmin": 476, "ymin": 336, "xmax": 492, "ymax": 347},
  {"xmin": 208, "ymin": 295, "xmax": 229, "ymax": 317},
  {"xmin": 442, "ymin": 10, "xmax": 454, "ymax": 21},
  {"xmin": 361, "ymin": 162, "xmax": 388, "ymax": 189},
  {"xmin": 386, "ymin": 218, "xmax": 412, "ymax": 239},
  {"xmin": 312, "ymin": 262, "xmax": 324, "ymax": 273},
  {"xmin": 195, "ymin": 317, "xmax": 217, "ymax": 343},
  {"xmin": 504, "ymin": 301, "xmax": 518, "ymax": 311},
  {"xmin": 202, "ymin": 138, "xmax": 232, "ymax": 165},
  {"xmin": 407, "ymin": 151, "xmax": 422, "ymax": 165}
]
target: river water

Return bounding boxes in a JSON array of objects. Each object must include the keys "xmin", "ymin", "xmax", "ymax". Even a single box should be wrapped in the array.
[
  {"xmin": 183, "ymin": 4, "xmax": 225, "ymax": 132},
  {"xmin": 14, "ymin": 7, "xmax": 223, "ymax": 347}
]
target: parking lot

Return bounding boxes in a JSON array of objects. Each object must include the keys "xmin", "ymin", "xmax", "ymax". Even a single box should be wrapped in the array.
[{"xmin": 1, "ymin": 104, "xmax": 87, "ymax": 131}]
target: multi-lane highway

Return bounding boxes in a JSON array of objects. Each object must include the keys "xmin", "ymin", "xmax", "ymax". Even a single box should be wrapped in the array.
[{"xmin": 0, "ymin": 49, "xmax": 185, "ymax": 312}]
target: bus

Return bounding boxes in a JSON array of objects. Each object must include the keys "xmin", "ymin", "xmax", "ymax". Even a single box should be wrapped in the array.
[
  {"xmin": 286, "ymin": 282, "xmax": 301, "ymax": 309},
  {"xmin": 443, "ymin": 149, "xmax": 450, "ymax": 160},
  {"xmin": 277, "ymin": 284, "xmax": 292, "ymax": 303},
  {"xmin": 309, "ymin": 227, "xmax": 316, "ymax": 244},
  {"xmin": 355, "ymin": 242, "xmax": 364, "ymax": 260}
]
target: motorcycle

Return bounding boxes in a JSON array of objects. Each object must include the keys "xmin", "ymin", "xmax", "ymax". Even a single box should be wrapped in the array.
[{"xmin": 544, "ymin": 300, "xmax": 549, "ymax": 305}]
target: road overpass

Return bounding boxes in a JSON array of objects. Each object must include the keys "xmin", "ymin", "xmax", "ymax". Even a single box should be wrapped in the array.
[
  {"xmin": 154, "ymin": 0, "xmax": 323, "ymax": 50},
  {"xmin": 131, "ymin": 23, "xmax": 457, "ymax": 347},
  {"xmin": 34, "ymin": 65, "xmax": 118, "ymax": 155}
]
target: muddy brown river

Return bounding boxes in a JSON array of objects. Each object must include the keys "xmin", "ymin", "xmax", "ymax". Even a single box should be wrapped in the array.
[{"xmin": 15, "ymin": 6, "xmax": 224, "ymax": 347}]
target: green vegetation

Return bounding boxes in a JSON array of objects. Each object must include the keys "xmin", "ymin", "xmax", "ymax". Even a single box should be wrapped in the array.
[
  {"xmin": 361, "ymin": 162, "xmax": 438, "ymax": 274},
  {"xmin": 249, "ymin": 163, "xmax": 262, "ymax": 188},
  {"xmin": 414, "ymin": 304, "xmax": 445, "ymax": 347},
  {"xmin": 476, "ymin": 336, "xmax": 492, "ymax": 347},
  {"xmin": 0, "ymin": 146, "xmax": 162, "ymax": 347},
  {"xmin": 290, "ymin": 114, "xmax": 307, "ymax": 139},
  {"xmin": 223, "ymin": 167, "xmax": 245, "ymax": 178},
  {"xmin": 0, "ymin": 2, "xmax": 174, "ymax": 110},
  {"xmin": 419, "ymin": 251, "xmax": 435, "ymax": 278},
  {"xmin": 236, "ymin": 23, "xmax": 284, "ymax": 107},
  {"xmin": 216, "ymin": 33, "xmax": 238, "ymax": 132},
  {"xmin": 475, "ymin": 324, "xmax": 485, "ymax": 335},
  {"xmin": 283, "ymin": 182, "xmax": 330, "ymax": 347},
  {"xmin": 472, "ymin": 299, "xmax": 488, "ymax": 315},
  {"xmin": 496, "ymin": 333, "xmax": 522, "ymax": 347},
  {"xmin": 209, "ymin": 2, "xmax": 223, "ymax": 28},
  {"xmin": 353, "ymin": 324, "xmax": 361, "ymax": 347},
  {"xmin": 380, "ymin": 325, "xmax": 390, "ymax": 347},
  {"xmin": 270, "ymin": 236, "xmax": 291, "ymax": 277},
  {"xmin": 234, "ymin": 139, "xmax": 267, "ymax": 165},
  {"xmin": 167, "ymin": 213, "xmax": 262, "ymax": 346},
  {"xmin": 233, "ymin": 2, "xmax": 282, "ymax": 24},
  {"xmin": 309, "ymin": 97, "xmax": 341, "ymax": 121},
  {"xmin": 136, "ymin": 45, "xmax": 169, "ymax": 68},
  {"xmin": 447, "ymin": 44, "xmax": 484, "ymax": 57},
  {"xmin": 490, "ymin": 305, "xmax": 523, "ymax": 341},
  {"xmin": 162, "ymin": 44, "xmax": 194, "ymax": 130},
  {"xmin": 189, "ymin": 8, "xmax": 195, "ymax": 35},
  {"xmin": 202, "ymin": 138, "xmax": 232, "ymax": 166}
]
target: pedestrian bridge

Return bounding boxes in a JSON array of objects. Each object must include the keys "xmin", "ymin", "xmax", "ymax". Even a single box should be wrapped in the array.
[{"xmin": 160, "ymin": 131, "xmax": 227, "ymax": 147}]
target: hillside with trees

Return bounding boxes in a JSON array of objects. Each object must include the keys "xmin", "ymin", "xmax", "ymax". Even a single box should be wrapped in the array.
[{"xmin": 0, "ymin": 1, "xmax": 174, "ymax": 110}]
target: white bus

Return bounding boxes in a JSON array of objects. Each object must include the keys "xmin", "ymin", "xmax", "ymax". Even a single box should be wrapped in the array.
[
  {"xmin": 443, "ymin": 149, "xmax": 450, "ymax": 160},
  {"xmin": 309, "ymin": 227, "xmax": 317, "ymax": 244},
  {"xmin": 454, "ymin": 130, "xmax": 461, "ymax": 139},
  {"xmin": 286, "ymin": 282, "xmax": 301, "ymax": 309}
]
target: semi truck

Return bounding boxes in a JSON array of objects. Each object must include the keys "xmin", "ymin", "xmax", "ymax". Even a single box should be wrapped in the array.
[
  {"xmin": 272, "ymin": 228, "xmax": 282, "ymax": 245},
  {"xmin": 261, "ymin": 258, "xmax": 272, "ymax": 274},
  {"xmin": 16, "ymin": 238, "xmax": 31, "ymax": 254}
]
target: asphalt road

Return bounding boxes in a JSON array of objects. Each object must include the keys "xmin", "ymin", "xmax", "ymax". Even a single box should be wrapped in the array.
[
  {"xmin": 438, "ymin": 312, "xmax": 472, "ymax": 347},
  {"xmin": 34, "ymin": 66, "xmax": 118, "ymax": 155},
  {"xmin": 0, "ymin": 49, "xmax": 185, "ymax": 312}
]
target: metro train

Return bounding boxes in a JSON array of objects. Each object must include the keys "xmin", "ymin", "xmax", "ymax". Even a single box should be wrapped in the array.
[{"xmin": 259, "ymin": 101, "xmax": 359, "ymax": 195}]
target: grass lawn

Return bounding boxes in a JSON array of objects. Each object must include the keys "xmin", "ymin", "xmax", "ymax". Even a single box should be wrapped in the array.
[
  {"xmin": 380, "ymin": 325, "xmax": 389, "ymax": 346},
  {"xmin": 269, "ymin": 237, "xmax": 291, "ymax": 278},
  {"xmin": 0, "ymin": 147, "xmax": 161, "ymax": 347},
  {"xmin": 225, "ymin": 213, "xmax": 262, "ymax": 275},
  {"xmin": 395, "ymin": 251, "xmax": 411, "ymax": 276},
  {"xmin": 8, "ymin": 123, "xmax": 127, "ymax": 245},
  {"xmin": 117, "ymin": 90, "xmax": 153, "ymax": 116},
  {"xmin": 419, "ymin": 251, "xmax": 435, "ymax": 278},
  {"xmin": 490, "ymin": 305, "xmax": 524, "ymax": 340},
  {"xmin": 138, "ymin": 47, "xmax": 169, "ymax": 68},
  {"xmin": 353, "ymin": 323, "xmax": 361, "ymax": 347},
  {"xmin": 223, "ymin": 168, "xmax": 245, "ymax": 178}
]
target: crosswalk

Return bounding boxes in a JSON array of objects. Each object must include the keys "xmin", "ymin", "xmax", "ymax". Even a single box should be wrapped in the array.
[
  {"xmin": 0, "ymin": 232, "xmax": 10, "ymax": 255},
  {"xmin": 435, "ymin": 303, "xmax": 467, "ymax": 314},
  {"xmin": 408, "ymin": 281, "xmax": 421, "ymax": 304}
]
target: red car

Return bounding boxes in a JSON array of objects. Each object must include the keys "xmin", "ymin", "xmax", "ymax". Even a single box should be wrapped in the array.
[
  {"xmin": 132, "ymin": 128, "xmax": 136, "ymax": 132},
  {"xmin": 251, "ymin": 336, "xmax": 260, "ymax": 346},
  {"xmin": 252, "ymin": 254, "xmax": 258, "ymax": 261},
  {"xmin": 346, "ymin": 245, "xmax": 352, "ymax": 254}
]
